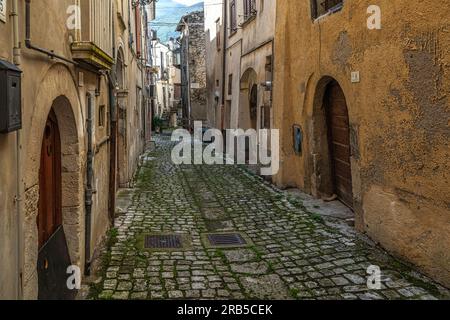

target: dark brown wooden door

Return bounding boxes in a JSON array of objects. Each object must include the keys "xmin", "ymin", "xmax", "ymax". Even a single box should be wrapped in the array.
[
  {"xmin": 250, "ymin": 84, "xmax": 258, "ymax": 129},
  {"xmin": 325, "ymin": 81, "xmax": 353, "ymax": 208},
  {"xmin": 38, "ymin": 109, "xmax": 62, "ymax": 248},
  {"xmin": 37, "ymin": 110, "xmax": 76, "ymax": 300}
]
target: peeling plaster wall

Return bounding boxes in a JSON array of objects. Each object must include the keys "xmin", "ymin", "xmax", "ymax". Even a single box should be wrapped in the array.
[{"xmin": 273, "ymin": 0, "xmax": 450, "ymax": 287}]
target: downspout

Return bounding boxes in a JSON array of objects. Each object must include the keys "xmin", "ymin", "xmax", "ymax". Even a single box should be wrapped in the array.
[
  {"xmin": 107, "ymin": 4, "xmax": 117, "ymax": 226},
  {"xmin": 12, "ymin": 0, "xmax": 21, "ymax": 65},
  {"xmin": 25, "ymin": 0, "xmax": 78, "ymax": 65},
  {"xmin": 221, "ymin": 1, "xmax": 227, "ymax": 131},
  {"xmin": 183, "ymin": 19, "xmax": 192, "ymax": 131},
  {"xmin": 107, "ymin": 73, "xmax": 117, "ymax": 226},
  {"xmin": 12, "ymin": 0, "xmax": 23, "ymax": 300},
  {"xmin": 85, "ymin": 94, "xmax": 94, "ymax": 276}
]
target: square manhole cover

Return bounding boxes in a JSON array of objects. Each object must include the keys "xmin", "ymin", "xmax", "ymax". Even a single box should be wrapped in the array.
[
  {"xmin": 203, "ymin": 232, "xmax": 252, "ymax": 248},
  {"xmin": 144, "ymin": 235, "xmax": 182, "ymax": 249}
]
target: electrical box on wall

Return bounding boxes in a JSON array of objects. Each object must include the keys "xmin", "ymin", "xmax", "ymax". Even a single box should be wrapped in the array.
[{"xmin": 0, "ymin": 59, "xmax": 22, "ymax": 133}]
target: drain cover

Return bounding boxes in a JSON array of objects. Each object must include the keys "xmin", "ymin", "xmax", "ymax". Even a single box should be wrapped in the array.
[
  {"xmin": 144, "ymin": 235, "xmax": 182, "ymax": 249},
  {"xmin": 207, "ymin": 233, "xmax": 247, "ymax": 246}
]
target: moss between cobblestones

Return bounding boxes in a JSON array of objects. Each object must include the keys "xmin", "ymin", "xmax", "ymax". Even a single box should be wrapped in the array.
[
  {"xmin": 388, "ymin": 259, "xmax": 442, "ymax": 297},
  {"xmin": 289, "ymin": 287, "xmax": 301, "ymax": 300},
  {"xmin": 87, "ymin": 227, "xmax": 119, "ymax": 300},
  {"xmin": 87, "ymin": 137, "xmax": 450, "ymax": 300}
]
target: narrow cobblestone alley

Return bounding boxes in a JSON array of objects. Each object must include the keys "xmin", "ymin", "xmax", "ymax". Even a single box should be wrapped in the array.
[{"xmin": 89, "ymin": 136, "xmax": 450, "ymax": 300}]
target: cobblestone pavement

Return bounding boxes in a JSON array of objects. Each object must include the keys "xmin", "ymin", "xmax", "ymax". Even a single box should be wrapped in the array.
[{"xmin": 89, "ymin": 136, "xmax": 450, "ymax": 300}]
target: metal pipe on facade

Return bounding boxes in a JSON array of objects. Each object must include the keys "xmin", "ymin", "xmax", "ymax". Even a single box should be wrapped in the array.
[
  {"xmin": 25, "ymin": 0, "xmax": 78, "ymax": 66},
  {"xmin": 221, "ymin": 0, "xmax": 227, "ymax": 131},
  {"xmin": 12, "ymin": 0, "xmax": 21, "ymax": 65},
  {"xmin": 107, "ymin": 72, "xmax": 117, "ymax": 226},
  {"xmin": 12, "ymin": 0, "xmax": 23, "ymax": 299},
  {"xmin": 84, "ymin": 93, "xmax": 94, "ymax": 276},
  {"xmin": 107, "ymin": 4, "xmax": 117, "ymax": 226},
  {"xmin": 15, "ymin": 131, "xmax": 23, "ymax": 299}
]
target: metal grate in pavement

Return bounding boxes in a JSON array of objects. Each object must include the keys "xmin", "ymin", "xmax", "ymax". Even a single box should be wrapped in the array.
[
  {"xmin": 207, "ymin": 233, "xmax": 247, "ymax": 246},
  {"xmin": 144, "ymin": 235, "xmax": 182, "ymax": 249}
]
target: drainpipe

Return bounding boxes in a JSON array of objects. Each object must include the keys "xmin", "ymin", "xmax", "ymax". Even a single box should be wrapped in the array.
[
  {"xmin": 84, "ymin": 94, "xmax": 94, "ymax": 276},
  {"xmin": 183, "ymin": 19, "xmax": 192, "ymax": 131},
  {"xmin": 12, "ymin": 0, "xmax": 21, "ymax": 65},
  {"xmin": 25, "ymin": 0, "xmax": 78, "ymax": 65},
  {"xmin": 221, "ymin": 1, "xmax": 227, "ymax": 131},
  {"xmin": 11, "ymin": 0, "xmax": 23, "ymax": 300},
  {"xmin": 107, "ymin": 72, "xmax": 117, "ymax": 226},
  {"xmin": 107, "ymin": 6, "xmax": 117, "ymax": 226},
  {"xmin": 15, "ymin": 130, "xmax": 23, "ymax": 300}
]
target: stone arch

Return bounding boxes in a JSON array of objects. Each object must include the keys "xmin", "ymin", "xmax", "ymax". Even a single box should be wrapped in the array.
[
  {"xmin": 308, "ymin": 76, "xmax": 354, "ymax": 206},
  {"xmin": 239, "ymin": 68, "xmax": 258, "ymax": 130},
  {"xmin": 115, "ymin": 45, "xmax": 129, "ymax": 187},
  {"xmin": 116, "ymin": 47, "xmax": 125, "ymax": 89},
  {"xmin": 22, "ymin": 63, "xmax": 84, "ymax": 300}
]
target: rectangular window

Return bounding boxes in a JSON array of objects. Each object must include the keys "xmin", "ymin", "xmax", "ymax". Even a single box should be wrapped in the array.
[
  {"xmin": 230, "ymin": 0, "xmax": 237, "ymax": 33},
  {"xmin": 135, "ymin": 4, "xmax": 142, "ymax": 57},
  {"xmin": 228, "ymin": 74, "xmax": 233, "ymax": 95},
  {"xmin": 216, "ymin": 18, "xmax": 221, "ymax": 50},
  {"xmin": 98, "ymin": 105, "xmax": 106, "ymax": 127},
  {"xmin": 244, "ymin": 0, "xmax": 257, "ymax": 20},
  {"xmin": 311, "ymin": 0, "xmax": 344, "ymax": 19}
]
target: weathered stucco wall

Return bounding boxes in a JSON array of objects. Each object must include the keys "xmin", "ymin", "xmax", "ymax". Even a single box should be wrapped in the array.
[
  {"xmin": 0, "ymin": 0, "xmax": 147, "ymax": 299},
  {"xmin": 273, "ymin": 0, "xmax": 450, "ymax": 287},
  {"xmin": 223, "ymin": 0, "xmax": 276, "ymax": 131},
  {"xmin": 204, "ymin": 0, "xmax": 223, "ymax": 128}
]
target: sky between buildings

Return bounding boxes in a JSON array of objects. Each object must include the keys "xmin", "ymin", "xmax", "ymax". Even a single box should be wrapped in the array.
[{"xmin": 151, "ymin": 0, "xmax": 204, "ymax": 43}]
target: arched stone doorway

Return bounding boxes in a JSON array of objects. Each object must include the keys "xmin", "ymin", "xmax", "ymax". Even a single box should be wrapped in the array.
[
  {"xmin": 116, "ymin": 48, "xmax": 128, "ymax": 187},
  {"xmin": 239, "ymin": 68, "xmax": 258, "ymax": 130},
  {"xmin": 310, "ymin": 77, "xmax": 354, "ymax": 209},
  {"xmin": 23, "ymin": 63, "xmax": 83, "ymax": 299},
  {"xmin": 37, "ymin": 103, "xmax": 78, "ymax": 300}
]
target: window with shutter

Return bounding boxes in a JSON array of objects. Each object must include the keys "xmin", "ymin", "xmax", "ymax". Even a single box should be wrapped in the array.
[
  {"xmin": 243, "ymin": 0, "xmax": 256, "ymax": 21},
  {"xmin": 311, "ymin": 0, "xmax": 344, "ymax": 19},
  {"xmin": 230, "ymin": 0, "xmax": 237, "ymax": 33}
]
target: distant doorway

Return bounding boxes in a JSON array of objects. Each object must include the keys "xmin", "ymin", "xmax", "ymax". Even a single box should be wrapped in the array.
[
  {"xmin": 250, "ymin": 84, "xmax": 258, "ymax": 130},
  {"xmin": 239, "ymin": 68, "xmax": 258, "ymax": 130}
]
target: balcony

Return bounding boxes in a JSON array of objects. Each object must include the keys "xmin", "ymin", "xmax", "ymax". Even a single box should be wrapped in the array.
[
  {"xmin": 71, "ymin": 0, "xmax": 114, "ymax": 70},
  {"xmin": 71, "ymin": 42, "xmax": 114, "ymax": 70}
]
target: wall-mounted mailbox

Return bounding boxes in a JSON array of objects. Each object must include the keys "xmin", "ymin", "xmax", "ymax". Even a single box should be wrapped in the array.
[{"xmin": 0, "ymin": 59, "xmax": 22, "ymax": 133}]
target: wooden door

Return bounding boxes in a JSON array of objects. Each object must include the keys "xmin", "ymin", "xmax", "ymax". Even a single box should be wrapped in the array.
[
  {"xmin": 38, "ymin": 109, "xmax": 62, "ymax": 248},
  {"xmin": 325, "ymin": 81, "xmax": 353, "ymax": 208},
  {"xmin": 250, "ymin": 84, "xmax": 258, "ymax": 129},
  {"xmin": 37, "ymin": 110, "xmax": 76, "ymax": 300}
]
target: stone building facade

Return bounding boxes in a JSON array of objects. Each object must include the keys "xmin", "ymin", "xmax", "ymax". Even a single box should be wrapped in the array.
[
  {"xmin": 177, "ymin": 11, "xmax": 207, "ymax": 130},
  {"xmin": 273, "ymin": 0, "xmax": 450, "ymax": 287},
  {"xmin": 204, "ymin": 0, "xmax": 224, "ymax": 129},
  {"xmin": 0, "ymin": 0, "xmax": 153, "ymax": 299},
  {"xmin": 204, "ymin": 0, "xmax": 276, "ymax": 133}
]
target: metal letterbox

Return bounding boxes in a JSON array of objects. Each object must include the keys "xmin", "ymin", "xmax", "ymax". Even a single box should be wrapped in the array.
[{"xmin": 0, "ymin": 59, "xmax": 22, "ymax": 133}]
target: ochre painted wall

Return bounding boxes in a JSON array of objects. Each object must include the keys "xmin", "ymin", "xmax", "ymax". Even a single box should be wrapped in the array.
[{"xmin": 273, "ymin": 0, "xmax": 450, "ymax": 287}]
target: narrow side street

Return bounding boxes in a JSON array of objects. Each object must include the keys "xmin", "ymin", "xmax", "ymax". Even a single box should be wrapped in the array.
[{"xmin": 89, "ymin": 136, "xmax": 450, "ymax": 300}]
